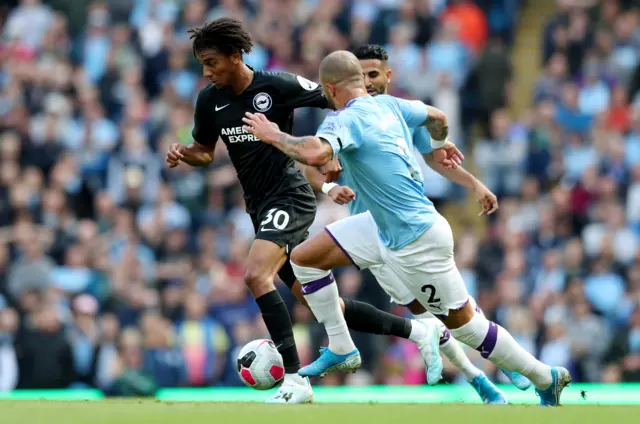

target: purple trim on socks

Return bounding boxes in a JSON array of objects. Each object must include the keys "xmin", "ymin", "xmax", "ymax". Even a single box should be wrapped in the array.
[
  {"xmin": 440, "ymin": 329, "xmax": 451, "ymax": 345},
  {"xmin": 324, "ymin": 227, "xmax": 360, "ymax": 270},
  {"xmin": 301, "ymin": 273, "xmax": 335, "ymax": 295},
  {"xmin": 476, "ymin": 321, "xmax": 499, "ymax": 359}
]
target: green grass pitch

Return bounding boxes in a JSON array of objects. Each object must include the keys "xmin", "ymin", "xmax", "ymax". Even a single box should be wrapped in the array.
[{"xmin": 2, "ymin": 401, "xmax": 640, "ymax": 424}]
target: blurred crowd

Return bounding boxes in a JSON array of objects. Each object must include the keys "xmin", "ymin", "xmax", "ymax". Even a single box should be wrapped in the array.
[{"xmin": 0, "ymin": 0, "xmax": 639, "ymax": 396}]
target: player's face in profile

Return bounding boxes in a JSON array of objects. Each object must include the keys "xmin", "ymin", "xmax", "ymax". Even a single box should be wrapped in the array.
[
  {"xmin": 198, "ymin": 49, "xmax": 238, "ymax": 88},
  {"xmin": 360, "ymin": 59, "xmax": 391, "ymax": 96}
]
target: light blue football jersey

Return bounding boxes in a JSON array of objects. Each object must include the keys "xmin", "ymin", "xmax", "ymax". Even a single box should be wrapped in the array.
[{"xmin": 316, "ymin": 94, "xmax": 438, "ymax": 250}]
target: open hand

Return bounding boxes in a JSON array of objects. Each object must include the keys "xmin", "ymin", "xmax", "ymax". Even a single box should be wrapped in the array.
[
  {"xmin": 328, "ymin": 186, "xmax": 356, "ymax": 205},
  {"xmin": 242, "ymin": 112, "xmax": 281, "ymax": 144},
  {"xmin": 475, "ymin": 182, "xmax": 498, "ymax": 216},
  {"xmin": 166, "ymin": 143, "xmax": 185, "ymax": 168}
]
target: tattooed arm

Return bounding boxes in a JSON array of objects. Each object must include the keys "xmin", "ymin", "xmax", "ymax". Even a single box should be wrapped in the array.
[
  {"xmin": 423, "ymin": 105, "xmax": 449, "ymax": 142},
  {"xmin": 242, "ymin": 112, "xmax": 333, "ymax": 166},
  {"xmin": 272, "ymin": 133, "xmax": 334, "ymax": 167}
]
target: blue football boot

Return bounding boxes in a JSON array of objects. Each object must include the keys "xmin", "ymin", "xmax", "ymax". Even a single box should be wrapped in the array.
[{"xmin": 298, "ymin": 347, "xmax": 361, "ymax": 377}]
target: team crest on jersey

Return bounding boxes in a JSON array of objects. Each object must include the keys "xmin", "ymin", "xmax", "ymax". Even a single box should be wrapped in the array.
[
  {"xmin": 253, "ymin": 92, "xmax": 272, "ymax": 112},
  {"xmin": 296, "ymin": 75, "xmax": 318, "ymax": 91}
]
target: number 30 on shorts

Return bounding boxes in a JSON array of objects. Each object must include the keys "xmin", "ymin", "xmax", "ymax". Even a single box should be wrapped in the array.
[{"xmin": 260, "ymin": 208, "xmax": 290, "ymax": 231}]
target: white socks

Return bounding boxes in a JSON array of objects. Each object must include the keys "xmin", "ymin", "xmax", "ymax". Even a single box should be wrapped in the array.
[
  {"xmin": 284, "ymin": 373, "xmax": 308, "ymax": 385},
  {"xmin": 450, "ymin": 312, "xmax": 552, "ymax": 389},
  {"xmin": 408, "ymin": 320, "xmax": 429, "ymax": 342},
  {"xmin": 414, "ymin": 312, "xmax": 482, "ymax": 381},
  {"xmin": 291, "ymin": 263, "xmax": 356, "ymax": 355}
]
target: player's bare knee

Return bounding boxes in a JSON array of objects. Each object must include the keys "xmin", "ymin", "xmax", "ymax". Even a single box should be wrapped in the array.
[
  {"xmin": 244, "ymin": 268, "xmax": 275, "ymax": 297},
  {"xmin": 289, "ymin": 245, "xmax": 312, "ymax": 268}
]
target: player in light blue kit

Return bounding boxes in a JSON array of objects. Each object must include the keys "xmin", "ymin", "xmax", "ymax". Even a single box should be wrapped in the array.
[
  {"xmin": 301, "ymin": 44, "xmax": 532, "ymax": 404},
  {"xmin": 242, "ymin": 51, "xmax": 571, "ymax": 406}
]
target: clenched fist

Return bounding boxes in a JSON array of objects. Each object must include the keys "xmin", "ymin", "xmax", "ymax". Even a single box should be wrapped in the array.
[{"xmin": 328, "ymin": 185, "xmax": 356, "ymax": 205}]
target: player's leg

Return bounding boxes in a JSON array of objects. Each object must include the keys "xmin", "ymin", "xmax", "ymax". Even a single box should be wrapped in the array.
[
  {"xmin": 244, "ymin": 239, "xmax": 312, "ymax": 404},
  {"xmin": 383, "ymin": 215, "xmax": 571, "ymax": 405},
  {"xmin": 468, "ymin": 298, "xmax": 532, "ymax": 391},
  {"xmin": 248, "ymin": 190, "xmax": 318, "ymax": 404},
  {"xmin": 291, "ymin": 212, "xmax": 441, "ymax": 380},
  {"xmin": 410, "ymin": 298, "xmax": 529, "ymax": 400},
  {"xmin": 440, "ymin": 301, "xmax": 570, "ymax": 406},
  {"xmin": 289, "ymin": 279, "xmax": 421, "ymax": 343},
  {"xmin": 373, "ymin": 267, "xmax": 504, "ymax": 403},
  {"xmin": 289, "ymin": 226, "xmax": 361, "ymax": 376},
  {"xmin": 389, "ymin": 214, "xmax": 569, "ymax": 406}
]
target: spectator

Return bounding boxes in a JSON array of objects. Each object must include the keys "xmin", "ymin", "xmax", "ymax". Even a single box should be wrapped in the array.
[
  {"xmin": 105, "ymin": 328, "xmax": 158, "ymax": 397},
  {"xmin": 141, "ymin": 312, "xmax": 186, "ymax": 388},
  {"xmin": 555, "ymin": 82, "xmax": 593, "ymax": 134},
  {"xmin": 67, "ymin": 294, "xmax": 100, "ymax": 387},
  {"xmin": 0, "ymin": 299, "xmax": 18, "ymax": 391},
  {"xmin": 533, "ymin": 52, "xmax": 569, "ymax": 104},
  {"xmin": 606, "ymin": 306, "xmax": 640, "ymax": 382},
  {"xmin": 474, "ymin": 108, "xmax": 528, "ymax": 197},
  {"xmin": 474, "ymin": 35, "xmax": 512, "ymax": 135},
  {"xmin": 94, "ymin": 313, "xmax": 120, "ymax": 390},
  {"xmin": 176, "ymin": 292, "xmax": 230, "ymax": 387},
  {"xmin": 14, "ymin": 305, "xmax": 74, "ymax": 389}
]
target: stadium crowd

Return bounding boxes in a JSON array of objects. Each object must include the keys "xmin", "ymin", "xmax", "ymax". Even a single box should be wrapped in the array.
[{"xmin": 0, "ymin": 0, "xmax": 639, "ymax": 395}]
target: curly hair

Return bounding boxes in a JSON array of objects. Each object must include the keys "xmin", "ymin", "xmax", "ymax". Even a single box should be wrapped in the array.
[
  {"xmin": 352, "ymin": 44, "xmax": 389, "ymax": 62},
  {"xmin": 188, "ymin": 18, "xmax": 253, "ymax": 58}
]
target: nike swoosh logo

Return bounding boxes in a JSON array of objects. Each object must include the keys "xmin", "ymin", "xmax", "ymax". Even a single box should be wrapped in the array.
[{"xmin": 215, "ymin": 104, "xmax": 229, "ymax": 111}]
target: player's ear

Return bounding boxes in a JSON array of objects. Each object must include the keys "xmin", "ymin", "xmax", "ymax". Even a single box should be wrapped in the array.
[
  {"xmin": 231, "ymin": 52, "xmax": 242, "ymax": 65},
  {"xmin": 386, "ymin": 68, "xmax": 392, "ymax": 85}
]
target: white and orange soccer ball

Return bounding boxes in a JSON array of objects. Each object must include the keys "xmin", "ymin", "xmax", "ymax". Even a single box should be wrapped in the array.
[{"xmin": 237, "ymin": 339, "xmax": 285, "ymax": 390}]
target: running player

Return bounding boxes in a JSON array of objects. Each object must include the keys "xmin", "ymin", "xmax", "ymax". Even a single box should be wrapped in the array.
[
  {"xmin": 302, "ymin": 44, "xmax": 531, "ymax": 404},
  {"xmin": 167, "ymin": 19, "xmax": 462, "ymax": 403},
  {"xmin": 242, "ymin": 50, "xmax": 572, "ymax": 407}
]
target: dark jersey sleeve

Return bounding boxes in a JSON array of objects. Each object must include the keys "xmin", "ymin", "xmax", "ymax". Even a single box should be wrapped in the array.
[
  {"xmin": 276, "ymin": 72, "xmax": 330, "ymax": 110},
  {"xmin": 192, "ymin": 86, "xmax": 219, "ymax": 148}
]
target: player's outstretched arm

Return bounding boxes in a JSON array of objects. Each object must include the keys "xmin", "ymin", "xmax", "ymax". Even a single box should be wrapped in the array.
[
  {"xmin": 423, "ymin": 151, "xmax": 498, "ymax": 215},
  {"xmin": 423, "ymin": 152, "xmax": 477, "ymax": 189},
  {"xmin": 242, "ymin": 112, "xmax": 333, "ymax": 166}
]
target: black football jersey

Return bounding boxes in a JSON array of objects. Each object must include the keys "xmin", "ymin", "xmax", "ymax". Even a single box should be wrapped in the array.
[{"xmin": 192, "ymin": 70, "xmax": 329, "ymax": 213}]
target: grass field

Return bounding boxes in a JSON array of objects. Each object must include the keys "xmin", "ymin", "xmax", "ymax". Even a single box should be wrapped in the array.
[{"xmin": 2, "ymin": 401, "xmax": 640, "ymax": 424}]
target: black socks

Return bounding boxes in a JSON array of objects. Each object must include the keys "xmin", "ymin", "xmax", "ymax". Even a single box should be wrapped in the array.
[
  {"xmin": 342, "ymin": 298, "xmax": 412, "ymax": 339},
  {"xmin": 255, "ymin": 290, "xmax": 301, "ymax": 374}
]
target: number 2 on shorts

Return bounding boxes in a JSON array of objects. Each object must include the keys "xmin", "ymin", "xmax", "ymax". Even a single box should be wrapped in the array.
[
  {"xmin": 260, "ymin": 208, "xmax": 290, "ymax": 231},
  {"xmin": 421, "ymin": 284, "xmax": 441, "ymax": 304}
]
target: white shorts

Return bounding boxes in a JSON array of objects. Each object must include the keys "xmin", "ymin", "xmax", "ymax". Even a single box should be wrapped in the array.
[{"xmin": 325, "ymin": 211, "xmax": 470, "ymax": 316}]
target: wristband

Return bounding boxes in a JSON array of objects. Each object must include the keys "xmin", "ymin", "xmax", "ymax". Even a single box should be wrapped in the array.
[
  {"xmin": 322, "ymin": 182, "xmax": 338, "ymax": 195},
  {"xmin": 430, "ymin": 137, "xmax": 448, "ymax": 150}
]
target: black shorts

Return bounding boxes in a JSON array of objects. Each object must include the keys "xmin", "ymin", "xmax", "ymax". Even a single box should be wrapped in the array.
[{"xmin": 250, "ymin": 184, "xmax": 317, "ymax": 287}]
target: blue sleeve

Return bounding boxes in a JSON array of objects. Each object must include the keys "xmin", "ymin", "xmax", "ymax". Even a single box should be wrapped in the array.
[
  {"xmin": 315, "ymin": 113, "xmax": 358, "ymax": 155},
  {"xmin": 413, "ymin": 127, "xmax": 432, "ymax": 154},
  {"xmin": 389, "ymin": 96, "xmax": 428, "ymax": 129}
]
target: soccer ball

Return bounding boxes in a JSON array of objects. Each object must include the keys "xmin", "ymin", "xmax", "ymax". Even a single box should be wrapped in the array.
[{"xmin": 237, "ymin": 339, "xmax": 285, "ymax": 390}]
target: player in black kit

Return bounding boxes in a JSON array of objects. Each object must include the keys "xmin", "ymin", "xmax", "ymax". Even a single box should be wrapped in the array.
[{"xmin": 166, "ymin": 19, "xmax": 438, "ymax": 403}]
